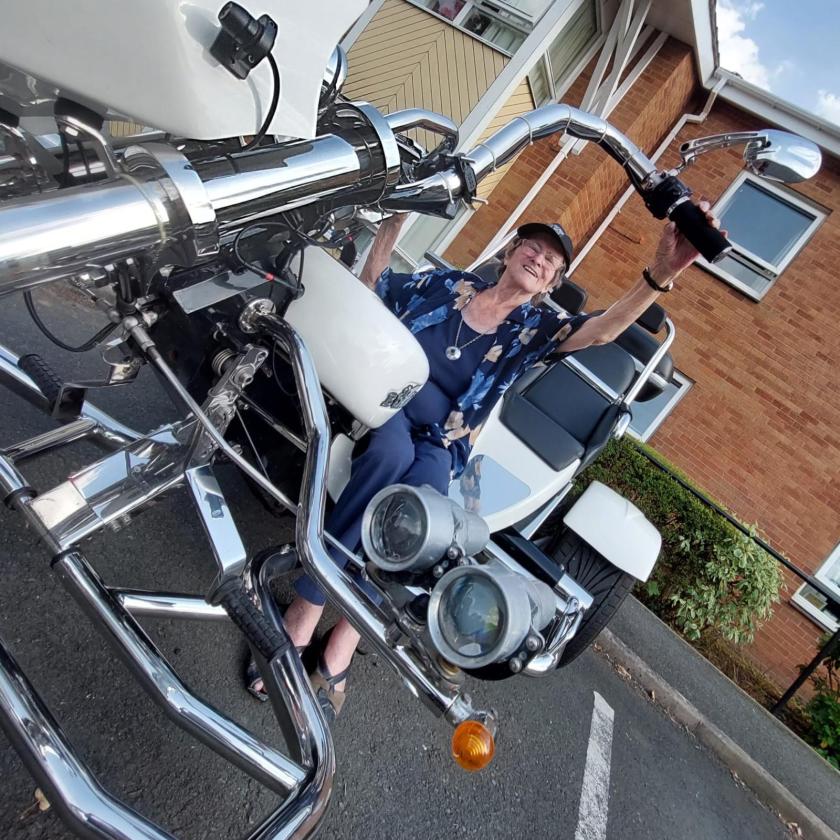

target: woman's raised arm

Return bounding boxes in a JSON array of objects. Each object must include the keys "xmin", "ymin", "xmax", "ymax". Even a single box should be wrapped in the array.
[
  {"xmin": 360, "ymin": 214, "xmax": 409, "ymax": 289},
  {"xmin": 557, "ymin": 200, "xmax": 722, "ymax": 353}
]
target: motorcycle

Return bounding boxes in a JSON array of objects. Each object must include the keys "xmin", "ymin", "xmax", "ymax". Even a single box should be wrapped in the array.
[{"xmin": 0, "ymin": 1, "xmax": 822, "ymax": 837}]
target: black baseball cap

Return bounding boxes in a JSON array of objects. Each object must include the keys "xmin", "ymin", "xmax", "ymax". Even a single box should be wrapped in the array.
[{"xmin": 517, "ymin": 222, "xmax": 574, "ymax": 266}]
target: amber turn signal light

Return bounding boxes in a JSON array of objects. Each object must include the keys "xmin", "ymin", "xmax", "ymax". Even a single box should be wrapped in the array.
[{"xmin": 451, "ymin": 720, "xmax": 495, "ymax": 772}]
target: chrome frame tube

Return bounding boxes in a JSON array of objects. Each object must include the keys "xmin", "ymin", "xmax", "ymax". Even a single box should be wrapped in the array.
[
  {"xmin": 0, "ymin": 636, "xmax": 174, "ymax": 840},
  {"xmin": 114, "ymin": 590, "xmax": 228, "ymax": 621},
  {"xmin": 1, "ymin": 418, "xmax": 98, "ymax": 460},
  {"xmin": 623, "ymin": 317, "xmax": 676, "ymax": 406},
  {"xmin": 384, "ymin": 109, "xmax": 459, "ymax": 144},
  {"xmin": 53, "ymin": 550, "xmax": 307, "ymax": 796},
  {"xmin": 465, "ymin": 104, "xmax": 657, "ymax": 187},
  {"xmin": 255, "ymin": 314, "xmax": 484, "ymax": 726}
]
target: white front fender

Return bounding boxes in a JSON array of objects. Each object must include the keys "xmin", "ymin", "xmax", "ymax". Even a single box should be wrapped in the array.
[{"xmin": 563, "ymin": 481, "xmax": 661, "ymax": 581}]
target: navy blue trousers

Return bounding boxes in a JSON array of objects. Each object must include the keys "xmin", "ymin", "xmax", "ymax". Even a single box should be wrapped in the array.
[{"xmin": 294, "ymin": 410, "xmax": 453, "ymax": 606}]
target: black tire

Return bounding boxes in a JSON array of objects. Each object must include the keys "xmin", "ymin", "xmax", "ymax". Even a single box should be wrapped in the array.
[{"xmin": 549, "ymin": 528, "xmax": 634, "ymax": 666}]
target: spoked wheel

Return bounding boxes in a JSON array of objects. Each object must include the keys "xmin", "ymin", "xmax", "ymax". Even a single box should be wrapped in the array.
[{"xmin": 549, "ymin": 528, "xmax": 635, "ymax": 666}]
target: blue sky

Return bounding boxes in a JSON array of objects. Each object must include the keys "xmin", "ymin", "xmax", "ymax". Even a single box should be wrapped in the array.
[{"xmin": 716, "ymin": 0, "xmax": 840, "ymax": 125}]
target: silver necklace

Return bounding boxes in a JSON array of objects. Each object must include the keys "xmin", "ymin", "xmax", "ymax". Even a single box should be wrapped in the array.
[{"xmin": 445, "ymin": 313, "xmax": 494, "ymax": 361}]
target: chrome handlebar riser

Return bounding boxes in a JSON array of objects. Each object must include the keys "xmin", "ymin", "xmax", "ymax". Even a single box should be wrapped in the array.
[{"xmin": 463, "ymin": 104, "xmax": 658, "ymax": 186}]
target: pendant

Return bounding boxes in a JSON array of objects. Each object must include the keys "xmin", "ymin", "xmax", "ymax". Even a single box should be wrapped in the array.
[{"xmin": 445, "ymin": 345, "xmax": 462, "ymax": 361}]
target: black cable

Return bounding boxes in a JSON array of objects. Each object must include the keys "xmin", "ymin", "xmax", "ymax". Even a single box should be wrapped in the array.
[
  {"xmin": 59, "ymin": 132, "xmax": 71, "ymax": 186},
  {"xmin": 75, "ymin": 138, "xmax": 91, "ymax": 178},
  {"xmin": 23, "ymin": 290, "xmax": 117, "ymax": 353},
  {"xmin": 230, "ymin": 220, "xmax": 306, "ymax": 297},
  {"xmin": 241, "ymin": 53, "xmax": 280, "ymax": 151}
]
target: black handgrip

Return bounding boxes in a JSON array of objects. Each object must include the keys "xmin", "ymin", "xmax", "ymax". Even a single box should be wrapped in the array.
[
  {"xmin": 669, "ymin": 200, "xmax": 730, "ymax": 263},
  {"xmin": 18, "ymin": 354, "xmax": 63, "ymax": 404},
  {"xmin": 216, "ymin": 578, "xmax": 291, "ymax": 661}
]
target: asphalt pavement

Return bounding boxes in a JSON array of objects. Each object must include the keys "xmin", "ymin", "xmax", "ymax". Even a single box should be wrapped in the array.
[{"xmin": 0, "ymin": 287, "xmax": 823, "ymax": 840}]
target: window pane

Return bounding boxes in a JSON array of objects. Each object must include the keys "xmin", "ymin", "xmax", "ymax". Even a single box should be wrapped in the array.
[
  {"xmin": 819, "ymin": 551, "xmax": 840, "ymax": 592},
  {"xmin": 419, "ymin": 0, "xmax": 467, "ymax": 20},
  {"xmin": 628, "ymin": 375, "xmax": 689, "ymax": 441},
  {"xmin": 528, "ymin": 59, "xmax": 552, "ymax": 106},
  {"xmin": 720, "ymin": 180, "xmax": 815, "ymax": 267},
  {"xmin": 798, "ymin": 584, "xmax": 840, "ymax": 625},
  {"xmin": 463, "ymin": 8, "xmax": 527, "ymax": 51},
  {"xmin": 547, "ymin": 0, "xmax": 598, "ymax": 89},
  {"xmin": 713, "ymin": 253, "xmax": 772, "ymax": 296}
]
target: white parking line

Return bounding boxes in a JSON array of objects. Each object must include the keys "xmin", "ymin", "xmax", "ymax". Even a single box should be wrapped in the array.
[{"xmin": 574, "ymin": 691, "xmax": 615, "ymax": 840}]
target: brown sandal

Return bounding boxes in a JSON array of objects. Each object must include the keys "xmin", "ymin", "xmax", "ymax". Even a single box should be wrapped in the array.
[{"xmin": 309, "ymin": 659, "xmax": 349, "ymax": 724}]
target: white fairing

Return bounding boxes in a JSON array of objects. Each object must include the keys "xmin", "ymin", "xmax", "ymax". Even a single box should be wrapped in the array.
[
  {"xmin": 0, "ymin": 0, "xmax": 365, "ymax": 140},
  {"xmin": 285, "ymin": 247, "xmax": 429, "ymax": 429},
  {"xmin": 447, "ymin": 400, "xmax": 578, "ymax": 532},
  {"xmin": 563, "ymin": 481, "xmax": 661, "ymax": 581}
]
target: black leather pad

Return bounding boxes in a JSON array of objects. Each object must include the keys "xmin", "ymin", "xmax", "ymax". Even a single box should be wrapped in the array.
[{"xmin": 501, "ymin": 391, "xmax": 585, "ymax": 471}]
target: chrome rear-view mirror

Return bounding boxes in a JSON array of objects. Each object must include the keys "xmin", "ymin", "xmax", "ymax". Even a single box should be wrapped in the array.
[{"xmin": 677, "ymin": 129, "xmax": 822, "ymax": 183}]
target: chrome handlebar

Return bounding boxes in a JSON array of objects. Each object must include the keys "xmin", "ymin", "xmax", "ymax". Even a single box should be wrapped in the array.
[{"xmin": 0, "ymin": 103, "xmax": 663, "ymax": 296}]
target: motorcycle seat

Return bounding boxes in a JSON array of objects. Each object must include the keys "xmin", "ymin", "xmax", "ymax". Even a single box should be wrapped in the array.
[{"xmin": 500, "ymin": 342, "xmax": 636, "ymax": 473}]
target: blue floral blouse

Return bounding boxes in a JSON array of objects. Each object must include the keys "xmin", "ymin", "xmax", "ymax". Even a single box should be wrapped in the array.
[{"xmin": 376, "ymin": 267, "xmax": 588, "ymax": 477}]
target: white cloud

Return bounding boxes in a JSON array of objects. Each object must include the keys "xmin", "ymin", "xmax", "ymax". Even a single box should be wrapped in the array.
[
  {"xmin": 716, "ymin": 0, "xmax": 772, "ymax": 90},
  {"xmin": 815, "ymin": 90, "xmax": 840, "ymax": 124}
]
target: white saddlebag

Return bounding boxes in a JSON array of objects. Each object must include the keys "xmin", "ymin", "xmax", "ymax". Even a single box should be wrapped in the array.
[{"xmin": 285, "ymin": 247, "xmax": 429, "ymax": 429}]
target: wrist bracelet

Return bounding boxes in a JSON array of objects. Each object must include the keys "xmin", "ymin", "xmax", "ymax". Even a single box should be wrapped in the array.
[{"xmin": 643, "ymin": 266, "xmax": 673, "ymax": 293}]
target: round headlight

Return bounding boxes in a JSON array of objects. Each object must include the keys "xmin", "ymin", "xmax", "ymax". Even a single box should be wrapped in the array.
[
  {"xmin": 437, "ymin": 575, "xmax": 505, "ymax": 658},
  {"xmin": 361, "ymin": 484, "xmax": 489, "ymax": 573},
  {"xmin": 428, "ymin": 564, "xmax": 532, "ymax": 669},
  {"xmin": 368, "ymin": 491, "xmax": 427, "ymax": 565}
]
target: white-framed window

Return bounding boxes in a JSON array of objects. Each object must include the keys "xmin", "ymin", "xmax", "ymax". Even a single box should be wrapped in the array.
[
  {"xmin": 410, "ymin": 0, "xmax": 550, "ymax": 53},
  {"xmin": 626, "ymin": 370, "xmax": 692, "ymax": 442},
  {"xmin": 698, "ymin": 172, "xmax": 826, "ymax": 301},
  {"xmin": 528, "ymin": 0, "xmax": 599, "ymax": 104},
  {"xmin": 791, "ymin": 544, "xmax": 840, "ymax": 633}
]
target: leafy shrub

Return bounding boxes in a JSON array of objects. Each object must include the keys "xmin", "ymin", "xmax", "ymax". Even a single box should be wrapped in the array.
[
  {"xmin": 807, "ymin": 690, "xmax": 840, "ymax": 769},
  {"xmin": 806, "ymin": 635, "xmax": 840, "ymax": 769},
  {"xmin": 576, "ymin": 437, "xmax": 783, "ymax": 643}
]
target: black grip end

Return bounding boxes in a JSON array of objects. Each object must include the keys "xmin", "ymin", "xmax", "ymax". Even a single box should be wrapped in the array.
[
  {"xmin": 216, "ymin": 579, "xmax": 291, "ymax": 661},
  {"xmin": 669, "ymin": 200, "xmax": 731, "ymax": 263},
  {"xmin": 18, "ymin": 354, "xmax": 63, "ymax": 404}
]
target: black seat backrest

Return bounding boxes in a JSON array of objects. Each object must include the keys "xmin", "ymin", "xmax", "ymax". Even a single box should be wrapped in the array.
[
  {"xmin": 500, "ymin": 344, "xmax": 635, "ymax": 472},
  {"xmin": 550, "ymin": 278, "xmax": 587, "ymax": 314}
]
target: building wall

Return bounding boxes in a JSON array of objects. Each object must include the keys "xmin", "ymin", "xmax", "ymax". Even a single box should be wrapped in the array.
[
  {"xmin": 343, "ymin": 0, "xmax": 534, "ymax": 198},
  {"xmin": 572, "ymin": 102, "xmax": 840, "ymax": 688},
  {"xmin": 445, "ymin": 37, "xmax": 699, "ymax": 265},
  {"xmin": 443, "ymin": 38, "xmax": 840, "ymax": 688},
  {"xmin": 343, "ymin": 0, "xmax": 509, "ymax": 151}
]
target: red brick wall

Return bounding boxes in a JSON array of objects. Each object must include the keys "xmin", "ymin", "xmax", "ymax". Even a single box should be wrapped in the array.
[
  {"xmin": 445, "ymin": 37, "xmax": 699, "ymax": 265},
  {"xmin": 572, "ymin": 103, "xmax": 840, "ymax": 689},
  {"xmin": 446, "ymin": 38, "xmax": 840, "ymax": 690}
]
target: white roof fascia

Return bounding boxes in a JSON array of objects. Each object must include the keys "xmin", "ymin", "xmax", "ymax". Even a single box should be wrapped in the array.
[
  {"xmin": 689, "ymin": 0, "xmax": 717, "ymax": 83},
  {"xmin": 713, "ymin": 69, "xmax": 840, "ymax": 158}
]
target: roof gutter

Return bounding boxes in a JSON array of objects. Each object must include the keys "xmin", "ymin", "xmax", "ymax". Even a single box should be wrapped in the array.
[{"xmin": 709, "ymin": 69, "xmax": 840, "ymax": 158}]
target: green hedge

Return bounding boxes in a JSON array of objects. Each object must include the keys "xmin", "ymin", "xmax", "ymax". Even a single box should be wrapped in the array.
[{"xmin": 573, "ymin": 437, "xmax": 783, "ymax": 644}]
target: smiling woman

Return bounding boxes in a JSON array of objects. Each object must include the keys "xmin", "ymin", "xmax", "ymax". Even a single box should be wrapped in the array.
[{"xmin": 254, "ymin": 204, "xmax": 722, "ymax": 712}]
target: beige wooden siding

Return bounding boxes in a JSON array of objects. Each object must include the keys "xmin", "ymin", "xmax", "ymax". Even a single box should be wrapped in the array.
[
  {"xmin": 344, "ymin": 0, "xmax": 509, "ymax": 151},
  {"xmin": 474, "ymin": 76, "xmax": 535, "ymax": 200},
  {"xmin": 108, "ymin": 120, "xmax": 145, "ymax": 138}
]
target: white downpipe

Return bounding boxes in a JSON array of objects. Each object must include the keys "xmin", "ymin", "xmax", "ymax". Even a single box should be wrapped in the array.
[{"xmin": 567, "ymin": 76, "xmax": 727, "ymax": 274}]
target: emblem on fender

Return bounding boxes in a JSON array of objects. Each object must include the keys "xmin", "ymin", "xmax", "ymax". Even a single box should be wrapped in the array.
[{"xmin": 380, "ymin": 383, "xmax": 421, "ymax": 410}]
